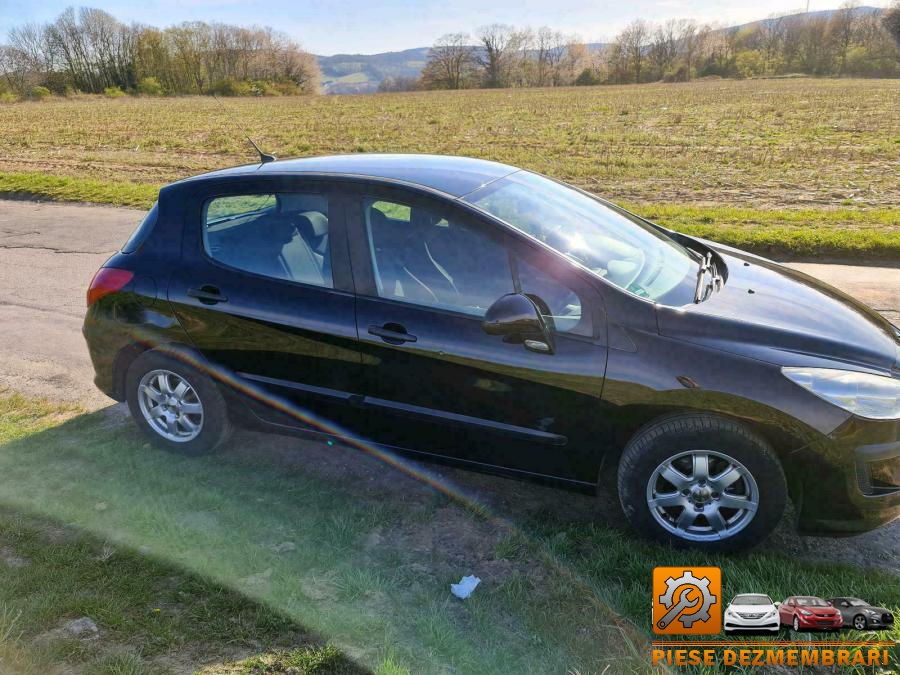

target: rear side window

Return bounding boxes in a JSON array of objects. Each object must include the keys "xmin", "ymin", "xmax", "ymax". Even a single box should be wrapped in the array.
[
  {"xmin": 203, "ymin": 192, "xmax": 332, "ymax": 288},
  {"xmin": 121, "ymin": 202, "xmax": 158, "ymax": 254}
]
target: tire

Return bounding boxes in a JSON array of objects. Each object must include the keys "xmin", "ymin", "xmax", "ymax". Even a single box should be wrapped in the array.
[
  {"xmin": 793, "ymin": 616, "xmax": 800, "ymax": 632},
  {"xmin": 617, "ymin": 413, "xmax": 787, "ymax": 551},
  {"xmin": 852, "ymin": 614, "xmax": 867, "ymax": 631},
  {"xmin": 125, "ymin": 349, "xmax": 232, "ymax": 456}
]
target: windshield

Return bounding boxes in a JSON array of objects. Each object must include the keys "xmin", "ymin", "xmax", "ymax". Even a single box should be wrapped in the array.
[
  {"xmin": 464, "ymin": 171, "xmax": 698, "ymax": 304},
  {"xmin": 847, "ymin": 599, "xmax": 867, "ymax": 607},
  {"xmin": 796, "ymin": 597, "xmax": 829, "ymax": 607},
  {"xmin": 733, "ymin": 595, "xmax": 772, "ymax": 606}
]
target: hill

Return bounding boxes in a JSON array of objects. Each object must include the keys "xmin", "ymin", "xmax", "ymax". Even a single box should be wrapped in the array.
[{"xmin": 315, "ymin": 6, "xmax": 882, "ymax": 93}]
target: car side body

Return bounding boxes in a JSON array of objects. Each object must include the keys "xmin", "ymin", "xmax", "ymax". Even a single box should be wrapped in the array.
[{"xmin": 82, "ymin": 154, "xmax": 900, "ymax": 549}]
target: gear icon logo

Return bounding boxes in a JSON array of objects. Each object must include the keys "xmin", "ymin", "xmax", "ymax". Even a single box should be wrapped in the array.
[{"xmin": 652, "ymin": 567, "xmax": 722, "ymax": 635}]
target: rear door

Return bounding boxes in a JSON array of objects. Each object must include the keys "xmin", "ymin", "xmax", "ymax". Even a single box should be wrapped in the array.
[
  {"xmin": 345, "ymin": 184, "xmax": 609, "ymax": 482},
  {"xmin": 167, "ymin": 176, "xmax": 365, "ymax": 432}
]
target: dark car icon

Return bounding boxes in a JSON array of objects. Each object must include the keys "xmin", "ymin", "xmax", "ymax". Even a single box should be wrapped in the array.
[
  {"xmin": 827, "ymin": 598, "xmax": 895, "ymax": 631},
  {"xmin": 82, "ymin": 154, "xmax": 900, "ymax": 551}
]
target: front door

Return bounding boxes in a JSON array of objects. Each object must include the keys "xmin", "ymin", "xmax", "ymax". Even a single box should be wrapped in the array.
[
  {"xmin": 346, "ymin": 186, "xmax": 609, "ymax": 482},
  {"xmin": 167, "ymin": 177, "xmax": 364, "ymax": 434}
]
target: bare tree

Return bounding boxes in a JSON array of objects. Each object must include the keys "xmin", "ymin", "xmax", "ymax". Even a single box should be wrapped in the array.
[
  {"xmin": 885, "ymin": 1, "xmax": 900, "ymax": 45},
  {"xmin": 477, "ymin": 24, "xmax": 527, "ymax": 87},
  {"xmin": 648, "ymin": 19, "xmax": 678, "ymax": 79},
  {"xmin": 829, "ymin": 1, "xmax": 860, "ymax": 74},
  {"xmin": 422, "ymin": 32, "xmax": 477, "ymax": 89},
  {"xmin": 617, "ymin": 19, "xmax": 651, "ymax": 83}
]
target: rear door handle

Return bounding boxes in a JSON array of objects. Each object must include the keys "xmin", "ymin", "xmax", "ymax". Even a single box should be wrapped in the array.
[
  {"xmin": 187, "ymin": 285, "xmax": 228, "ymax": 304},
  {"xmin": 368, "ymin": 323, "xmax": 417, "ymax": 344}
]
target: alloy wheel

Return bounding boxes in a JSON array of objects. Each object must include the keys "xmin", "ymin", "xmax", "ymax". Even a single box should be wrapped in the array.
[
  {"xmin": 646, "ymin": 449, "xmax": 760, "ymax": 542},
  {"xmin": 854, "ymin": 615, "xmax": 867, "ymax": 630},
  {"xmin": 137, "ymin": 369, "xmax": 204, "ymax": 442},
  {"xmin": 794, "ymin": 616, "xmax": 800, "ymax": 631}
]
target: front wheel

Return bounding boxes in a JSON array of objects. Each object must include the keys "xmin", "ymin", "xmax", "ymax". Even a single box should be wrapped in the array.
[
  {"xmin": 617, "ymin": 413, "xmax": 787, "ymax": 551},
  {"xmin": 853, "ymin": 615, "xmax": 867, "ymax": 631},
  {"xmin": 793, "ymin": 616, "xmax": 800, "ymax": 632},
  {"xmin": 126, "ymin": 350, "xmax": 232, "ymax": 455}
]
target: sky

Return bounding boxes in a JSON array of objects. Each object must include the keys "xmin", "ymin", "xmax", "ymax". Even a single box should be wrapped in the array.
[{"xmin": 0, "ymin": 0, "xmax": 890, "ymax": 55}]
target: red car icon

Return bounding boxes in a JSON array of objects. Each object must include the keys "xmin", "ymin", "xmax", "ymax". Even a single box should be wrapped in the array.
[{"xmin": 779, "ymin": 597, "xmax": 843, "ymax": 631}]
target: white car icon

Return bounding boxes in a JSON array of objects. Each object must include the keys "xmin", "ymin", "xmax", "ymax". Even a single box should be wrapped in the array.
[{"xmin": 724, "ymin": 594, "xmax": 781, "ymax": 633}]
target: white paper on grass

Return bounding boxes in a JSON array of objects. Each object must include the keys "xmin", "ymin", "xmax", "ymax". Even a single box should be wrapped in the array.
[{"xmin": 450, "ymin": 575, "xmax": 481, "ymax": 599}]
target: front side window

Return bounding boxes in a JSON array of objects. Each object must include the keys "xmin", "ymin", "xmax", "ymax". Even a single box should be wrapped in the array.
[
  {"xmin": 363, "ymin": 197, "xmax": 513, "ymax": 316},
  {"xmin": 203, "ymin": 192, "xmax": 332, "ymax": 288},
  {"xmin": 464, "ymin": 170, "xmax": 699, "ymax": 305}
]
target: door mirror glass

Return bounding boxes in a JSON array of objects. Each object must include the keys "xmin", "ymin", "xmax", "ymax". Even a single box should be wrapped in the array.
[
  {"xmin": 482, "ymin": 293, "xmax": 554, "ymax": 354},
  {"xmin": 775, "ymin": 602, "xmax": 781, "ymax": 607}
]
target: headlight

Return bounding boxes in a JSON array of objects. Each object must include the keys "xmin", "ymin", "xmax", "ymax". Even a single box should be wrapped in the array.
[
  {"xmin": 799, "ymin": 609, "xmax": 813, "ymax": 616},
  {"xmin": 865, "ymin": 609, "xmax": 879, "ymax": 616},
  {"xmin": 782, "ymin": 367, "xmax": 900, "ymax": 420},
  {"xmin": 765, "ymin": 609, "xmax": 777, "ymax": 619}
]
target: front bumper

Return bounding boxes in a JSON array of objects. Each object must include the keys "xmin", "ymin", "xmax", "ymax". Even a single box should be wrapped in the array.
[
  {"xmin": 724, "ymin": 613, "xmax": 780, "ymax": 631},
  {"xmin": 796, "ymin": 614, "xmax": 843, "ymax": 630},
  {"xmin": 794, "ymin": 416, "xmax": 900, "ymax": 535}
]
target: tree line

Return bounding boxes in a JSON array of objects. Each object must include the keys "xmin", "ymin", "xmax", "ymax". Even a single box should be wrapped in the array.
[
  {"xmin": 0, "ymin": 7, "xmax": 320, "ymax": 100},
  {"xmin": 385, "ymin": 2, "xmax": 900, "ymax": 92}
]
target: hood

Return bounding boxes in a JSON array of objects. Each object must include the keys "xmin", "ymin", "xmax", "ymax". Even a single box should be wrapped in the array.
[
  {"xmin": 862, "ymin": 605, "xmax": 892, "ymax": 615},
  {"xmin": 656, "ymin": 251, "xmax": 900, "ymax": 373}
]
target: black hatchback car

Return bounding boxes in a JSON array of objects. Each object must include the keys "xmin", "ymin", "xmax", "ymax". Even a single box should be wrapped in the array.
[{"xmin": 83, "ymin": 154, "xmax": 900, "ymax": 550}]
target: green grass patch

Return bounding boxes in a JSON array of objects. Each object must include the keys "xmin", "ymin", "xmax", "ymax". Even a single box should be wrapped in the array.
[
  {"xmin": 0, "ymin": 172, "xmax": 158, "ymax": 208},
  {"xmin": 0, "ymin": 395, "xmax": 897, "ymax": 673}
]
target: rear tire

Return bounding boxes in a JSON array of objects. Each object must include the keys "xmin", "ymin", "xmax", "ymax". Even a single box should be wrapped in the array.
[
  {"xmin": 126, "ymin": 350, "xmax": 231, "ymax": 456},
  {"xmin": 617, "ymin": 413, "xmax": 787, "ymax": 551}
]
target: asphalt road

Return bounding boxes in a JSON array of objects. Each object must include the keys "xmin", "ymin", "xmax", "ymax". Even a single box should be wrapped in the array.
[{"xmin": 0, "ymin": 197, "xmax": 898, "ymax": 567}]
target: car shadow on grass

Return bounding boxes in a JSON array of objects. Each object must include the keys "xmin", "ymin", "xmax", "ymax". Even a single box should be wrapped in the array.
[{"xmin": 0, "ymin": 401, "xmax": 898, "ymax": 674}]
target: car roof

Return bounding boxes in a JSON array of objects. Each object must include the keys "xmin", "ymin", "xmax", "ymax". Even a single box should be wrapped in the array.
[{"xmin": 175, "ymin": 153, "xmax": 520, "ymax": 198}]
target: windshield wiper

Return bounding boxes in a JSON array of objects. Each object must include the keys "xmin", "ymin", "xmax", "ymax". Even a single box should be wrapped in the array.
[
  {"xmin": 693, "ymin": 252, "xmax": 713, "ymax": 303},
  {"xmin": 693, "ymin": 252, "xmax": 725, "ymax": 303}
]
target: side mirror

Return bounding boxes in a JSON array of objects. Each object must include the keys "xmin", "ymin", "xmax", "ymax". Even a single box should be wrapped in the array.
[
  {"xmin": 482, "ymin": 293, "xmax": 554, "ymax": 354},
  {"xmin": 774, "ymin": 602, "xmax": 781, "ymax": 607}
]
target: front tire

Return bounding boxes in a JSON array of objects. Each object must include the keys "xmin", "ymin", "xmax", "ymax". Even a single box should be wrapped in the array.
[
  {"xmin": 853, "ymin": 614, "xmax": 867, "ymax": 631},
  {"xmin": 793, "ymin": 616, "xmax": 800, "ymax": 632},
  {"xmin": 126, "ymin": 350, "xmax": 231, "ymax": 455},
  {"xmin": 617, "ymin": 413, "xmax": 787, "ymax": 551}
]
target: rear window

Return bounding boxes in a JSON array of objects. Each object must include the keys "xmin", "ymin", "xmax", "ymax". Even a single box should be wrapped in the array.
[{"xmin": 121, "ymin": 202, "xmax": 158, "ymax": 254}]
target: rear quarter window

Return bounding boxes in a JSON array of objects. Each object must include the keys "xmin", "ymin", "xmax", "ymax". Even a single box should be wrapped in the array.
[{"xmin": 121, "ymin": 202, "xmax": 158, "ymax": 254}]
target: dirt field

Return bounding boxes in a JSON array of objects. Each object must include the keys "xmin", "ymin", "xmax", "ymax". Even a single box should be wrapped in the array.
[{"xmin": 1, "ymin": 78, "xmax": 898, "ymax": 259}]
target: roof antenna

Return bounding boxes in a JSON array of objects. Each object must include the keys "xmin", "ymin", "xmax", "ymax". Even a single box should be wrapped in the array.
[{"xmin": 212, "ymin": 94, "xmax": 276, "ymax": 164}]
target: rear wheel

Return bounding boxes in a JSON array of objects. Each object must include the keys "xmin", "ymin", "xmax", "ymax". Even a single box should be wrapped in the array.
[
  {"xmin": 617, "ymin": 413, "xmax": 787, "ymax": 551},
  {"xmin": 126, "ymin": 350, "xmax": 231, "ymax": 455}
]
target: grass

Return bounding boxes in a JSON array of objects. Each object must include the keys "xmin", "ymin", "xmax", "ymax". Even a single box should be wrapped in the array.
[
  {"xmin": 0, "ymin": 78, "xmax": 898, "ymax": 260},
  {"xmin": 0, "ymin": 393, "xmax": 898, "ymax": 673}
]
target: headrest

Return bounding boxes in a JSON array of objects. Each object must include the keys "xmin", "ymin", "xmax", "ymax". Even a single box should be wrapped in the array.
[
  {"xmin": 260, "ymin": 213, "xmax": 298, "ymax": 245},
  {"xmin": 296, "ymin": 211, "xmax": 329, "ymax": 239}
]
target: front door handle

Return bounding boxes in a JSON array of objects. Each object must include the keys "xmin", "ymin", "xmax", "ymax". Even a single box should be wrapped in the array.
[
  {"xmin": 187, "ymin": 285, "xmax": 228, "ymax": 305},
  {"xmin": 368, "ymin": 323, "xmax": 417, "ymax": 344}
]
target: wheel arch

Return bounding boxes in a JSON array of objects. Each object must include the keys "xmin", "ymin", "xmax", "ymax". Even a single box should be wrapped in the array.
[{"xmin": 604, "ymin": 403, "xmax": 813, "ymax": 504}]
